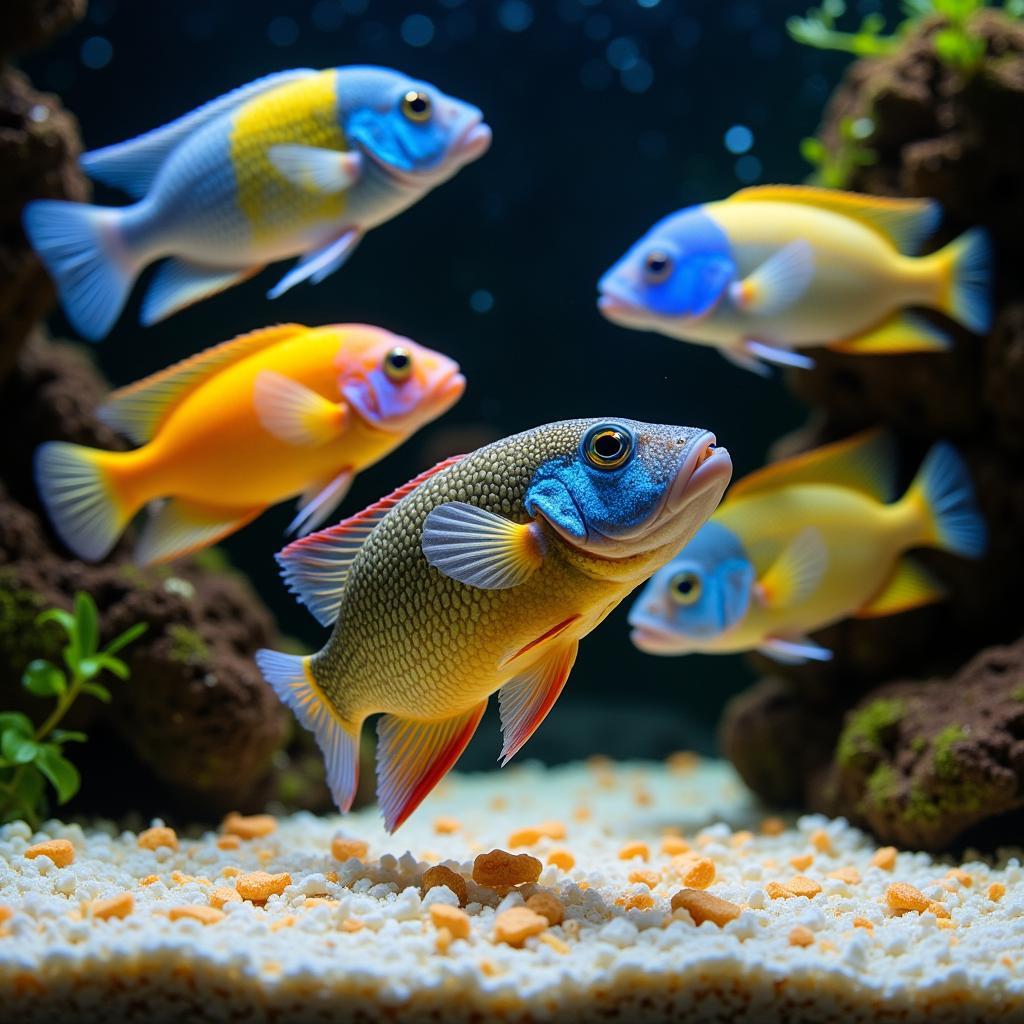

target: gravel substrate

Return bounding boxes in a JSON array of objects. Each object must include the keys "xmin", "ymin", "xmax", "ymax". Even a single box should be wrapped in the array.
[{"xmin": 0, "ymin": 757, "xmax": 1021, "ymax": 1023}]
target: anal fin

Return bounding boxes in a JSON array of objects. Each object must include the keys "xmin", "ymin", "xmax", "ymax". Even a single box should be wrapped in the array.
[
  {"xmin": 498, "ymin": 637, "xmax": 579, "ymax": 766},
  {"xmin": 829, "ymin": 312, "xmax": 950, "ymax": 355},
  {"xmin": 757, "ymin": 636, "xmax": 833, "ymax": 664},
  {"xmin": 376, "ymin": 702, "xmax": 487, "ymax": 833},
  {"xmin": 136, "ymin": 497, "xmax": 261, "ymax": 566},
  {"xmin": 856, "ymin": 557, "xmax": 946, "ymax": 618}
]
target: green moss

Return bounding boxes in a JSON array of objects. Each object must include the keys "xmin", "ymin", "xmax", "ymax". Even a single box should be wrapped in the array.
[
  {"xmin": 836, "ymin": 698, "xmax": 905, "ymax": 769},
  {"xmin": 166, "ymin": 625, "xmax": 209, "ymax": 665},
  {"xmin": 0, "ymin": 573, "xmax": 63, "ymax": 670},
  {"xmin": 910, "ymin": 736, "xmax": 927, "ymax": 754},
  {"xmin": 932, "ymin": 725, "xmax": 968, "ymax": 780},
  {"xmin": 863, "ymin": 763, "xmax": 900, "ymax": 810},
  {"xmin": 1013, "ymin": 687, "xmax": 1024, "ymax": 702},
  {"xmin": 903, "ymin": 778, "xmax": 985, "ymax": 824}
]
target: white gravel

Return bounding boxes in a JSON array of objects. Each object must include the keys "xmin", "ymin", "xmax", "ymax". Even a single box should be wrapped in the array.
[{"xmin": 0, "ymin": 757, "xmax": 1021, "ymax": 1023}]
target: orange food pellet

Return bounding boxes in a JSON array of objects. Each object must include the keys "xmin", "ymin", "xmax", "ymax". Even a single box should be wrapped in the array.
[
  {"xmin": 433, "ymin": 816, "xmax": 461, "ymax": 835},
  {"xmin": 760, "ymin": 817, "xmax": 786, "ymax": 836},
  {"xmin": 946, "ymin": 868, "xmax": 973, "ymax": 887},
  {"xmin": 472, "ymin": 849, "xmax": 542, "ymax": 889},
  {"xmin": 766, "ymin": 881, "xmax": 792, "ymax": 900},
  {"xmin": 331, "ymin": 837, "xmax": 369, "ymax": 861},
  {"xmin": 429, "ymin": 903, "xmax": 471, "ymax": 940},
  {"xmin": 827, "ymin": 867, "xmax": 861, "ymax": 885},
  {"xmin": 871, "ymin": 847, "xmax": 897, "ymax": 871},
  {"xmin": 886, "ymin": 882, "xmax": 929, "ymax": 913},
  {"xmin": 789, "ymin": 853, "xmax": 814, "ymax": 872},
  {"xmin": 682, "ymin": 858, "xmax": 716, "ymax": 890},
  {"xmin": 92, "ymin": 892, "xmax": 133, "ymax": 921},
  {"xmin": 730, "ymin": 830, "xmax": 753, "ymax": 848},
  {"xmin": 140, "ymin": 875, "xmax": 159, "ymax": 887},
  {"xmin": 0, "ymin": 907, "xmax": 12, "ymax": 925},
  {"xmin": 493, "ymin": 907, "xmax": 548, "ymax": 947},
  {"xmin": 137, "ymin": 826, "xmax": 178, "ymax": 851},
  {"xmin": 937, "ymin": 918, "xmax": 957, "ymax": 930},
  {"xmin": 634, "ymin": 788, "xmax": 653, "ymax": 807},
  {"xmin": 853, "ymin": 916, "xmax": 874, "ymax": 930},
  {"xmin": 809, "ymin": 830, "xmax": 833, "ymax": 855},
  {"xmin": 270, "ymin": 915, "xmax": 296, "ymax": 932},
  {"xmin": 488, "ymin": 796, "xmax": 507, "ymax": 811},
  {"xmin": 538, "ymin": 932, "xmax": 570, "ymax": 954},
  {"xmin": 789, "ymin": 925, "xmax": 815, "ymax": 947},
  {"xmin": 928, "ymin": 900, "xmax": 951, "ymax": 919},
  {"xmin": 168, "ymin": 905, "xmax": 223, "ymax": 925},
  {"xmin": 666, "ymin": 750, "xmax": 700, "ymax": 774},
  {"xmin": 434, "ymin": 926, "xmax": 454, "ymax": 954},
  {"xmin": 629, "ymin": 869, "xmax": 661, "ymax": 889},
  {"xmin": 303, "ymin": 897, "xmax": 338, "ymax": 908},
  {"xmin": 421, "ymin": 864, "xmax": 468, "ymax": 906},
  {"xmin": 209, "ymin": 887, "xmax": 242, "ymax": 910},
  {"xmin": 616, "ymin": 890, "xmax": 655, "ymax": 911},
  {"xmin": 546, "ymin": 848, "xmax": 575, "ymax": 871},
  {"xmin": 988, "ymin": 883, "xmax": 1007, "ymax": 902},
  {"xmin": 508, "ymin": 821, "xmax": 566, "ymax": 847},
  {"xmin": 525, "ymin": 891, "xmax": 565, "ymax": 925},
  {"xmin": 341, "ymin": 918, "xmax": 364, "ymax": 933},
  {"xmin": 25, "ymin": 839, "xmax": 74, "ymax": 867},
  {"xmin": 573, "ymin": 805, "xmax": 592, "ymax": 822},
  {"xmin": 236, "ymin": 871, "xmax": 291, "ymax": 903},
  {"xmin": 784, "ymin": 876, "xmax": 822, "ymax": 899},
  {"xmin": 670, "ymin": 889, "xmax": 741, "ymax": 927},
  {"xmin": 220, "ymin": 866, "xmax": 241, "ymax": 879},
  {"xmin": 617, "ymin": 841, "xmax": 649, "ymax": 862},
  {"xmin": 216, "ymin": 835, "xmax": 240, "ymax": 851},
  {"xmin": 660, "ymin": 836, "xmax": 690, "ymax": 856},
  {"xmin": 221, "ymin": 813, "xmax": 277, "ymax": 840},
  {"xmin": 324, "ymin": 871, "xmax": 339, "ymax": 883}
]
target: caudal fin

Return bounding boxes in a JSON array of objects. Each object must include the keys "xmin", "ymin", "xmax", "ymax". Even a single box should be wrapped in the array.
[
  {"xmin": 906, "ymin": 442, "xmax": 987, "ymax": 559},
  {"xmin": 935, "ymin": 227, "xmax": 992, "ymax": 335},
  {"xmin": 255, "ymin": 649, "xmax": 361, "ymax": 813},
  {"xmin": 22, "ymin": 200, "xmax": 136, "ymax": 342},
  {"xmin": 34, "ymin": 442, "xmax": 131, "ymax": 561}
]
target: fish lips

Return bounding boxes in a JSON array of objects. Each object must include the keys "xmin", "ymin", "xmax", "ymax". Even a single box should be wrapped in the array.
[
  {"xmin": 342, "ymin": 363, "xmax": 465, "ymax": 433},
  {"xmin": 628, "ymin": 615, "xmax": 693, "ymax": 655}
]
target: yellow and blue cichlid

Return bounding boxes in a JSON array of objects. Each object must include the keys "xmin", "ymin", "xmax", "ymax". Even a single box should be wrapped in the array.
[
  {"xmin": 34, "ymin": 323, "xmax": 465, "ymax": 566},
  {"xmin": 22, "ymin": 66, "xmax": 492, "ymax": 341},
  {"xmin": 256, "ymin": 417, "xmax": 731, "ymax": 831},
  {"xmin": 628, "ymin": 430, "xmax": 986, "ymax": 664},
  {"xmin": 598, "ymin": 185, "xmax": 992, "ymax": 375}
]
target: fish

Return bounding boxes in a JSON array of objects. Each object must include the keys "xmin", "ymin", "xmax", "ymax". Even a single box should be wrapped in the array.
[
  {"xmin": 22, "ymin": 66, "xmax": 492, "ymax": 341},
  {"xmin": 256, "ymin": 417, "xmax": 732, "ymax": 831},
  {"xmin": 34, "ymin": 322, "xmax": 465, "ymax": 566},
  {"xmin": 598, "ymin": 185, "xmax": 992, "ymax": 375},
  {"xmin": 628, "ymin": 430, "xmax": 987, "ymax": 664}
]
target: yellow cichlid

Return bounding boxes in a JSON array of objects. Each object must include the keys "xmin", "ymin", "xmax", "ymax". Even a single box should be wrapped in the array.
[
  {"xmin": 629, "ymin": 431, "xmax": 986, "ymax": 664},
  {"xmin": 257, "ymin": 417, "xmax": 732, "ymax": 831},
  {"xmin": 599, "ymin": 186, "xmax": 993, "ymax": 375},
  {"xmin": 35, "ymin": 323, "xmax": 465, "ymax": 566}
]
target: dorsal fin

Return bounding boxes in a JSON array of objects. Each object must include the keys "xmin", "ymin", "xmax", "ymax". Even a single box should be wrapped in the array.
[
  {"xmin": 277, "ymin": 455, "xmax": 466, "ymax": 627},
  {"xmin": 82, "ymin": 69, "xmax": 317, "ymax": 199},
  {"xmin": 728, "ymin": 185, "xmax": 941, "ymax": 255},
  {"xmin": 728, "ymin": 430, "xmax": 897, "ymax": 505},
  {"xmin": 99, "ymin": 323, "xmax": 306, "ymax": 444}
]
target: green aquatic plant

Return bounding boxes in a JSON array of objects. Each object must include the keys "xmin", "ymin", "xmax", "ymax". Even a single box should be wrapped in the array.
[
  {"xmin": 800, "ymin": 115, "xmax": 878, "ymax": 188},
  {"xmin": 0, "ymin": 592, "xmax": 147, "ymax": 827}
]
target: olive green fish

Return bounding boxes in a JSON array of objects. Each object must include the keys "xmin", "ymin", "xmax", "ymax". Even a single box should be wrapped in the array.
[{"xmin": 257, "ymin": 417, "xmax": 731, "ymax": 831}]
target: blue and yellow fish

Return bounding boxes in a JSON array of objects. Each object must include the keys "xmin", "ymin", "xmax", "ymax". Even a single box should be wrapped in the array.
[
  {"xmin": 628, "ymin": 431, "xmax": 987, "ymax": 663},
  {"xmin": 23, "ymin": 66, "xmax": 492, "ymax": 341},
  {"xmin": 598, "ymin": 186, "xmax": 992, "ymax": 375}
]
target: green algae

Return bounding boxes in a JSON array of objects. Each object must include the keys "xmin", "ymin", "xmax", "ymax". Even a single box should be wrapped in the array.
[
  {"xmin": 932, "ymin": 725, "xmax": 968, "ymax": 780},
  {"xmin": 836, "ymin": 697, "xmax": 905, "ymax": 769},
  {"xmin": 167, "ymin": 625, "xmax": 209, "ymax": 665}
]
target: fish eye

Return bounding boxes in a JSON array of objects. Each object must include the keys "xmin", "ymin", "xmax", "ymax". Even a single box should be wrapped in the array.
[
  {"xmin": 644, "ymin": 250, "xmax": 673, "ymax": 283},
  {"xmin": 669, "ymin": 571, "xmax": 702, "ymax": 606},
  {"xmin": 582, "ymin": 423, "xmax": 634, "ymax": 471},
  {"xmin": 401, "ymin": 90, "xmax": 432, "ymax": 123},
  {"xmin": 383, "ymin": 346, "xmax": 413, "ymax": 383}
]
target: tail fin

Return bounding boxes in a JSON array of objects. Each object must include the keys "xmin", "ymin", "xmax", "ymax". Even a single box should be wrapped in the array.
[
  {"xmin": 935, "ymin": 227, "xmax": 992, "ymax": 335},
  {"xmin": 34, "ymin": 442, "xmax": 131, "ymax": 562},
  {"xmin": 255, "ymin": 649, "xmax": 361, "ymax": 813},
  {"xmin": 905, "ymin": 442, "xmax": 987, "ymax": 559},
  {"xmin": 22, "ymin": 200, "xmax": 137, "ymax": 342}
]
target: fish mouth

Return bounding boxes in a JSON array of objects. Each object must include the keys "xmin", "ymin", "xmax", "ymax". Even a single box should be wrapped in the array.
[
  {"xmin": 431, "ymin": 366, "xmax": 467, "ymax": 415},
  {"xmin": 667, "ymin": 433, "xmax": 732, "ymax": 514},
  {"xmin": 373, "ymin": 114, "xmax": 491, "ymax": 188},
  {"xmin": 597, "ymin": 288, "xmax": 655, "ymax": 330},
  {"xmin": 629, "ymin": 620, "xmax": 691, "ymax": 655},
  {"xmin": 450, "ymin": 116, "xmax": 492, "ymax": 165}
]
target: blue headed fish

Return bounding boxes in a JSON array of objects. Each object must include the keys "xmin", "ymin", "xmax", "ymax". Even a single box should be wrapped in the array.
[
  {"xmin": 23, "ymin": 66, "xmax": 492, "ymax": 341},
  {"xmin": 257, "ymin": 418, "xmax": 731, "ymax": 831},
  {"xmin": 628, "ymin": 431, "xmax": 986, "ymax": 664},
  {"xmin": 598, "ymin": 186, "xmax": 992, "ymax": 375}
]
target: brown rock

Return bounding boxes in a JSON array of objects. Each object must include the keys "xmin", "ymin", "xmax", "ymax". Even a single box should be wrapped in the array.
[{"xmin": 0, "ymin": 0, "xmax": 85, "ymax": 60}]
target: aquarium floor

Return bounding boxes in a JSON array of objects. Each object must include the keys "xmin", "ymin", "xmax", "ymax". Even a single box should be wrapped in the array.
[{"xmin": 0, "ymin": 757, "xmax": 1021, "ymax": 1023}]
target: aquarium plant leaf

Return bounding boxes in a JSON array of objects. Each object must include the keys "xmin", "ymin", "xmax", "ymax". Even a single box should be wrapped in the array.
[
  {"xmin": 81, "ymin": 681, "xmax": 113, "ymax": 704},
  {"xmin": 1, "ymin": 729, "xmax": 39, "ymax": 765},
  {"xmin": 91, "ymin": 654, "xmax": 129, "ymax": 680},
  {"xmin": 0, "ymin": 712, "xmax": 35, "ymax": 738},
  {"xmin": 104, "ymin": 622, "xmax": 148, "ymax": 656},
  {"xmin": 34, "ymin": 745, "xmax": 81, "ymax": 805},
  {"xmin": 74, "ymin": 592, "xmax": 100, "ymax": 659},
  {"xmin": 21, "ymin": 659, "xmax": 67, "ymax": 699},
  {"xmin": 36, "ymin": 608, "xmax": 76, "ymax": 638},
  {"xmin": 50, "ymin": 730, "xmax": 87, "ymax": 744}
]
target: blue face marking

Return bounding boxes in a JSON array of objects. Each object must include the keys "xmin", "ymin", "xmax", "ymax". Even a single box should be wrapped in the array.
[
  {"xmin": 630, "ymin": 522, "xmax": 755, "ymax": 639},
  {"xmin": 525, "ymin": 423, "xmax": 672, "ymax": 541},
  {"xmin": 600, "ymin": 206, "xmax": 736, "ymax": 319},
  {"xmin": 346, "ymin": 98, "xmax": 450, "ymax": 174}
]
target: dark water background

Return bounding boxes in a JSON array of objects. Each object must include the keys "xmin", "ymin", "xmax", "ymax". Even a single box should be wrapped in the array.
[{"xmin": 21, "ymin": 0, "xmax": 900, "ymax": 767}]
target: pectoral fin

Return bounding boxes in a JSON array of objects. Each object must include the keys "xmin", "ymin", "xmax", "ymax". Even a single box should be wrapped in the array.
[
  {"xmin": 743, "ymin": 340, "xmax": 815, "ymax": 370},
  {"xmin": 829, "ymin": 312, "xmax": 951, "ymax": 355},
  {"xmin": 136, "ymin": 498, "xmax": 262, "ymax": 566},
  {"xmin": 376, "ymin": 702, "xmax": 487, "ymax": 832},
  {"xmin": 758, "ymin": 636, "xmax": 833, "ymax": 664},
  {"xmin": 730, "ymin": 240, "xmax": 814, "ymax": 316},
  {"xmin": 288, "ymin": 467, "xmax": 355, "ymax": 536},
  {"xmin": 253, "ymin": 370, "xmax": 348, "ymax": 447},
  {"xmin": 756, "ymin": 527, "xmax": 828, "ymax": 610},
  {"xmin": 267, "ymin": 229, "xmax": 362, "ymax": 300},
  {"xmin": 268, "ymin": 145, "xmax": 362, "ymax": 193},
  {"xmin": 421, "ymin": 502, "xmax": 546, "ymax": 589},
  {"xmin": 498, "ymin": 637, "xmax": 579, "ymax": 766},
  {"xmin": 855, "ymin": 557, "xmax": 946, "ymax": 618}
]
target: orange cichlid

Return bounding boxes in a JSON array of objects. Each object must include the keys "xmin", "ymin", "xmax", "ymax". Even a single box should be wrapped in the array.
[
  {"xmin": 629, "ymin": 431, "xmax": 987, "ymax": 664},
  {"xmin": 257, "ymin": 417, "xmax": 732, "ymax": 831},
  {"xmin": 34, "ymin": 323, "xmax": 465, "ymax": 566}
]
